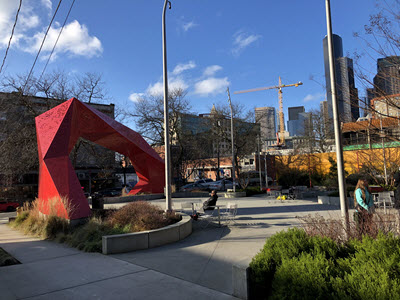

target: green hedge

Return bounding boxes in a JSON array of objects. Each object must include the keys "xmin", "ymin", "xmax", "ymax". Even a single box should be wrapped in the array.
[{"xmin": 249, "ymin": 228, "xmax": 400, "ymax": 299}]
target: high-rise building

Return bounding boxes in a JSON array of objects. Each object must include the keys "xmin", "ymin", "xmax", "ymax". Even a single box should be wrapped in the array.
[
  {"xmin": 373, "ymin": 56, "xmax": 400, "ymax": 97},
  {"xmin": 323, "ymin": 34, "xmax": 359, "ymax": 123},
  {"xmin": 287, "ymin": 106, "xmax": 305, "ymax": 136},
  {"xmin": 255, "ymin": 107, "xmax": 276, "ymax": 148},
  {"xmin": 287, "ymin": 106, "xmax": 311, "ymax": 137},
  {"xmin": 288, "ymin": 106, "xmax": 305, "ymax": 121}
]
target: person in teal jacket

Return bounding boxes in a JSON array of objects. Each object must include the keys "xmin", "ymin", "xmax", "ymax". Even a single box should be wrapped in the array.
[{"xmin": 354, "ymin": 178, "xmax": 374, "ymax": 234}]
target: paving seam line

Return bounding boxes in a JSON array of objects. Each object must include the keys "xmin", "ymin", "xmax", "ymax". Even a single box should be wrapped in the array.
[
  {"xmin": 19, "ymin": 269, "xmax": 150, "ymax": 300},
  {"xmin": 11, "ymin": 252, "xmax": 82, "ymax": 264},
  {"xmin": 195, "ymin": 225, "xmax": 227, "ymax": 283},
  {"xmin": 112, "ymin": 251, "xmax": 235, "ymax": 298}
]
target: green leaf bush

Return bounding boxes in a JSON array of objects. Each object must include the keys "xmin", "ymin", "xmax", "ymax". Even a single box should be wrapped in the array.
[{"xmin": 250, "ymin": 228, "xmax": 400, "ymax": 299}]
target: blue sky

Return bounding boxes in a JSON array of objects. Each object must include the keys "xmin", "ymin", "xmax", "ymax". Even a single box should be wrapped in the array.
[{"xmin": 0, "ymin": 0, "xmax": 383, "ymax": 124}]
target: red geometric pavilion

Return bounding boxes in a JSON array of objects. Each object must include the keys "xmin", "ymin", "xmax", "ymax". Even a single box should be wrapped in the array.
[{"xmin": 35, "ymin": 98, "xmax": 165, "ymax": 221}]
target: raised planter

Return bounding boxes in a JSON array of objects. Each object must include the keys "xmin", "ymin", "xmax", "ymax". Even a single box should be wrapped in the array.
[
  {"xmin": 318, "ymin": 196, "xmax": 354, "ymax": 208},
  {"xmin": 102, "ymin": 215, "xmax": 192, "ymax": 254},
  {"xmin": 224, "ymin": 189, "xmax": 246, "ymax": 198}
]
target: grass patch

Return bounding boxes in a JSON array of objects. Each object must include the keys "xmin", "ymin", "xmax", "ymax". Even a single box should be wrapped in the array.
[
  {"xmin": 0, "ymin": 247, "xmax": 20, "ymax": 267},
  {"xmin": 9, "ymin": 199, "xmax": 181, "ymax": 253}
]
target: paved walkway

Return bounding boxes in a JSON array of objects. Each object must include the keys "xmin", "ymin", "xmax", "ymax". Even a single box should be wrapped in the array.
[{"xmin": 0, "ymin": 195, "xmax": 341, "ymax": 299}]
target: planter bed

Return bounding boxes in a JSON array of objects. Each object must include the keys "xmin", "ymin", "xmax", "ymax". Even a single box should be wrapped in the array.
[{"xmin": 102, "ymin": 215, "xmax": 192, "ymax": 254}]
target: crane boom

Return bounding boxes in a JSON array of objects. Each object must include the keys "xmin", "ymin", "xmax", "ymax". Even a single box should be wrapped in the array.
[
  {"xmin": 234, "ymin": 81, "xmax": 302, "ymax": 95},
  {"xmin": 234, "ymin": 76, "xmax": 303, "ymax": 146}
]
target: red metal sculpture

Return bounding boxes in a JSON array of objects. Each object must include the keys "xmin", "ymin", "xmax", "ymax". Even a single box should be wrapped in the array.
[{"xmin": 35, "ymin": 98, "xmax": 165, "ymax": 221}]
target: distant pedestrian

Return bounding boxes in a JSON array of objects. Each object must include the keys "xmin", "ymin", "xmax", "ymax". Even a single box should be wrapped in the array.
[
  {"xmin": 393, "ymin": 170, "xmax": 400, "ymax": 208},
  {"xmin": 353, "ymin": 178, "xmax": 374, "ymax": 235}
]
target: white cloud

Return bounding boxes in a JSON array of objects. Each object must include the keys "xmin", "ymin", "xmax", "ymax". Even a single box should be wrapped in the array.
[
  {"xmin": 25, "ymin": 20, "xmax": 103, "ymax": 58},
  {"xmin": 129, "ymin": 92, "xmax": 145, "ymax": 102},
  {"xmin": 194, "ymin": 77, "xmax": 230, "ymax": 96},
  {"xmin": 147, "ymin": 78, "xmax": 189, "ymax": 97},
  {"xmin": 182, "ymin": 21, "xmax": 197, "ymax": 32},
  {"xmin": 203, "ymin": 65, "xmax": 222, "ymax": 77},
  {"xmin": 0, "ymin": 1, "xmax": 101, "ymax": 61},
  {"xmin": 232, "ymin": 30, "xmax": 261, "ymax": 56},
  {"xmin": 41, "ymin": 0, "xmax": 52, "ymax": 11},
  {"xmin": 303, "ymin": 93, "xmax": 325, "ymax": 102},
  {"xmin": 172, "ymin": 61, "xmax": 196, "ymax": 75}
]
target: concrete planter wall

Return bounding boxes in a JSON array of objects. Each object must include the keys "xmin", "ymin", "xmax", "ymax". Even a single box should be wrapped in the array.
[
  {"xmin": 318, "ymin": 196, "xmax": 354, "ymax": 208},
  {"xmin": 224, "ymin": 191, "xmax": 247, "ymax": 198},
  {"xmin": 102, "ymin": 215, "xmax": 192, "ymax": 254}
]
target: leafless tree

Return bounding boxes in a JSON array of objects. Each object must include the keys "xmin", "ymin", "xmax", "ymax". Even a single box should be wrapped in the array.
[
  {"xmin": 210, "ymin": 102, "xmax": 259, "ymax": 179},
  {"xmin": 73, "ymin": 72, "xmax": 107, "ymax": 103},
  {"xmin": 0, "ymin": 70, "xmax": 111, "ymax": 188},
  {"xmin": 127, "ymin": 88, "xmax": 214, "ymax": 185}
]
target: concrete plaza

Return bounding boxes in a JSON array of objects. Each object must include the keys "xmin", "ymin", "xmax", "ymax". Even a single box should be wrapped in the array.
[{"xmin": 0, "ymin": 194, "xmax": 341, "ymax": 299}]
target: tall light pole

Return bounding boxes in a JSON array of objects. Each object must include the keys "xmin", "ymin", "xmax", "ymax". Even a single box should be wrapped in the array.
[
  {"xmin": 227, "ymin": 87, "xmax": 236, "ymax": 192},
  {"xmin": 325, "ymin": 0, "xmax": 349, "ymax": 232},
  {"xmin": 264, "ymin": 152, "xmax": 269, "ymax": 188},
  {"xmin": 162, "ymin": 0, "xmax": 172, "ymax": 211},
  {"xmin": 258, "ymin": 134, "xmax": 262, "ymax": 191}
]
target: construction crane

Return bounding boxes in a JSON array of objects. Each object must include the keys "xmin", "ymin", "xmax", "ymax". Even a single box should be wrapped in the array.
[{"xmin": 234, "ymin": 76, "xmax": 303, "ymax": 146}]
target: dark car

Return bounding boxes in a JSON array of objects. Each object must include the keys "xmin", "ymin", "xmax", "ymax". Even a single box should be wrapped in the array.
[
  {"xmin": 96, "ymin": 188, "xmax": 122, "ymax": 197},
  {"xmin": 179, "ymin": 183, "xmax": 209, "ymax": 192},
  {"xmin": 194, "ymin": 178, "xmax": 214, "ymax": 185}
]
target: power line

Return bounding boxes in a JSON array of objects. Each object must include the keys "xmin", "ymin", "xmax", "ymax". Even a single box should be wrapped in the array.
[
  {"xmin": 22, "ymin": 0, "xmax": 63, "ymax": 93},
  {"xmin": 0, "ymin": 0, "xmax": 23, "ymax": 75},
  {"xmin": 38, "ymin": 0, "xmax": 76, "ymax": 82}
]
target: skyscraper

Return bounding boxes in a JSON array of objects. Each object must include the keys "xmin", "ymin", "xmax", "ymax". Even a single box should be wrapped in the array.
[
  {"xmin": 323, "ymin": 34, "xmax": 359, "ymax": 123},
  {"xmin": 373, "ymin": 56, "xmax": 400, "ymax": 97},
  {"xmin": 288, "ymin": 106, "xmax": 305, "ymax": 121},
  {"xmin": 255, "ymin": 107, "xmax": 276, "ymax": 147},
  {"xmin": 287, "ymin": 106, "xmax": 305, "ymax": 136}
]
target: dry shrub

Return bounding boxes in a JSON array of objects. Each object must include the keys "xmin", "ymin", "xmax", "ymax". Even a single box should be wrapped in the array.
[
  {"xmin": 11, "ymin": 197, "xmax": 71, "ymax": 238},
  {"xmin": 298, "ymin": 210, "xmax": 399, "ymax": 244},
  {"xmin": 107, "ymin": 201, "xmax": 180, "ymax": 232}
]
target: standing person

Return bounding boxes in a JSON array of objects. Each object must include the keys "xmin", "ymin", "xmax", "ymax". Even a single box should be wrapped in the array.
[
  {"xmin": 203, "ymin": 190, "xmax": 218, "ymax": 211},
  {"xmin": 393, "ymin": 169, "xmax": 400, "ymax": 208},
  {"xmin": 354, "ymin": 178, "xmax": 374, "ymax": 235}
]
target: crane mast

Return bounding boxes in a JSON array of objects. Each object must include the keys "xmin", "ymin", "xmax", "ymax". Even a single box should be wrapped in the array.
[{"xmin": 234, "ymin": 76, "xmax": 303, "ymax": 146}]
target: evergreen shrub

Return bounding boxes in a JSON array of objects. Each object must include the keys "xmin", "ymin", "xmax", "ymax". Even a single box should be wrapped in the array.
[{"xmin": 250, "ymin": 228, "xmax": 400, "ymax": 299}]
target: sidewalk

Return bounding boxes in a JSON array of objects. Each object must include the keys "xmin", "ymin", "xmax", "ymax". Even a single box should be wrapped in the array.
[
  {"xmin": 0, "ymin": 221, "xmax": 237, "ymax": 299},
  {"xmin": 0, "ymin": 195, "xmax": 341, "ymax": 299}
]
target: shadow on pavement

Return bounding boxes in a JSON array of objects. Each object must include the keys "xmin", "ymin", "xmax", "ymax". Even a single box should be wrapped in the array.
[{"xmin": 237, "ymin": 204, "xmax": 339, "ymax": 216}]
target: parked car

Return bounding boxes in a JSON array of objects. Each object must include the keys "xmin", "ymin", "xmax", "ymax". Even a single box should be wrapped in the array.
[
  {"xmin": 208, "ymin": 178, "xmax": 240, "ymax": 191},
  {"xmin": 96, "ymin": 188, "xmax": 122, "ymax": 197},
  {"xmin": 194, "ymin": 178, "xmax": 214, "ymax": 185},
  {"xmin": 179, "ymin": 183, "xmax": 210, "ymax": 192},
  {"xmin": 0, "ymin": 200, "xmax": 19, "ymax": 212}
]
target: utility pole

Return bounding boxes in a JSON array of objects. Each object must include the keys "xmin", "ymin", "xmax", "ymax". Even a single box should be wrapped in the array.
[
  {"xmin": 380, "ymin": 117, "xmax": 388, "ymax": 185},
  {"xmin": 162, "ymin": 0, "xmax": 172, "ymax": 211},
  {"xmin": 258, "ymin": 134, "xmax": 262, "ymax": 191},
  {"xmin": 264, "ymin": 152, "xmax": 269, "ymax": 188},
  {"xmin": 227, "ymin": 87, "xmax": 236, "ymax": 192},
  {"xmin": 325, "ymin": 0, "xmax": 349, "ymax": 233}
]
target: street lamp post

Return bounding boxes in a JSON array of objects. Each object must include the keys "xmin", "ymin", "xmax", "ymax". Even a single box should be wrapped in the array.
[
  {"xmin": 162, "ymin": 0, "xmax": 172, "ymax": 211},
  {"xmin": 227, "ymin": 87, "xmax": 236, "ymax": 192},
  {"xmin": 325, "ymin": 0, "xmax": 349, "ymax": 232},
  {"xmin": 264, "ymin": 152, "xmax": 269, "ymax": 188},
  {"xmin": 258, "ymin": 134, "xmax": 262, "ymax": 191}
]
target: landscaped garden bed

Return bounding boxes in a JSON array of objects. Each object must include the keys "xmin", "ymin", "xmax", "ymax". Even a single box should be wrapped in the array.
[
  {"xmin": 9, "ymin": 199, "xmax": 181, "ymax": 253},
  {"xmin": 249, "ymin": 213, "xmax": 400, "ymax": 299}
]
